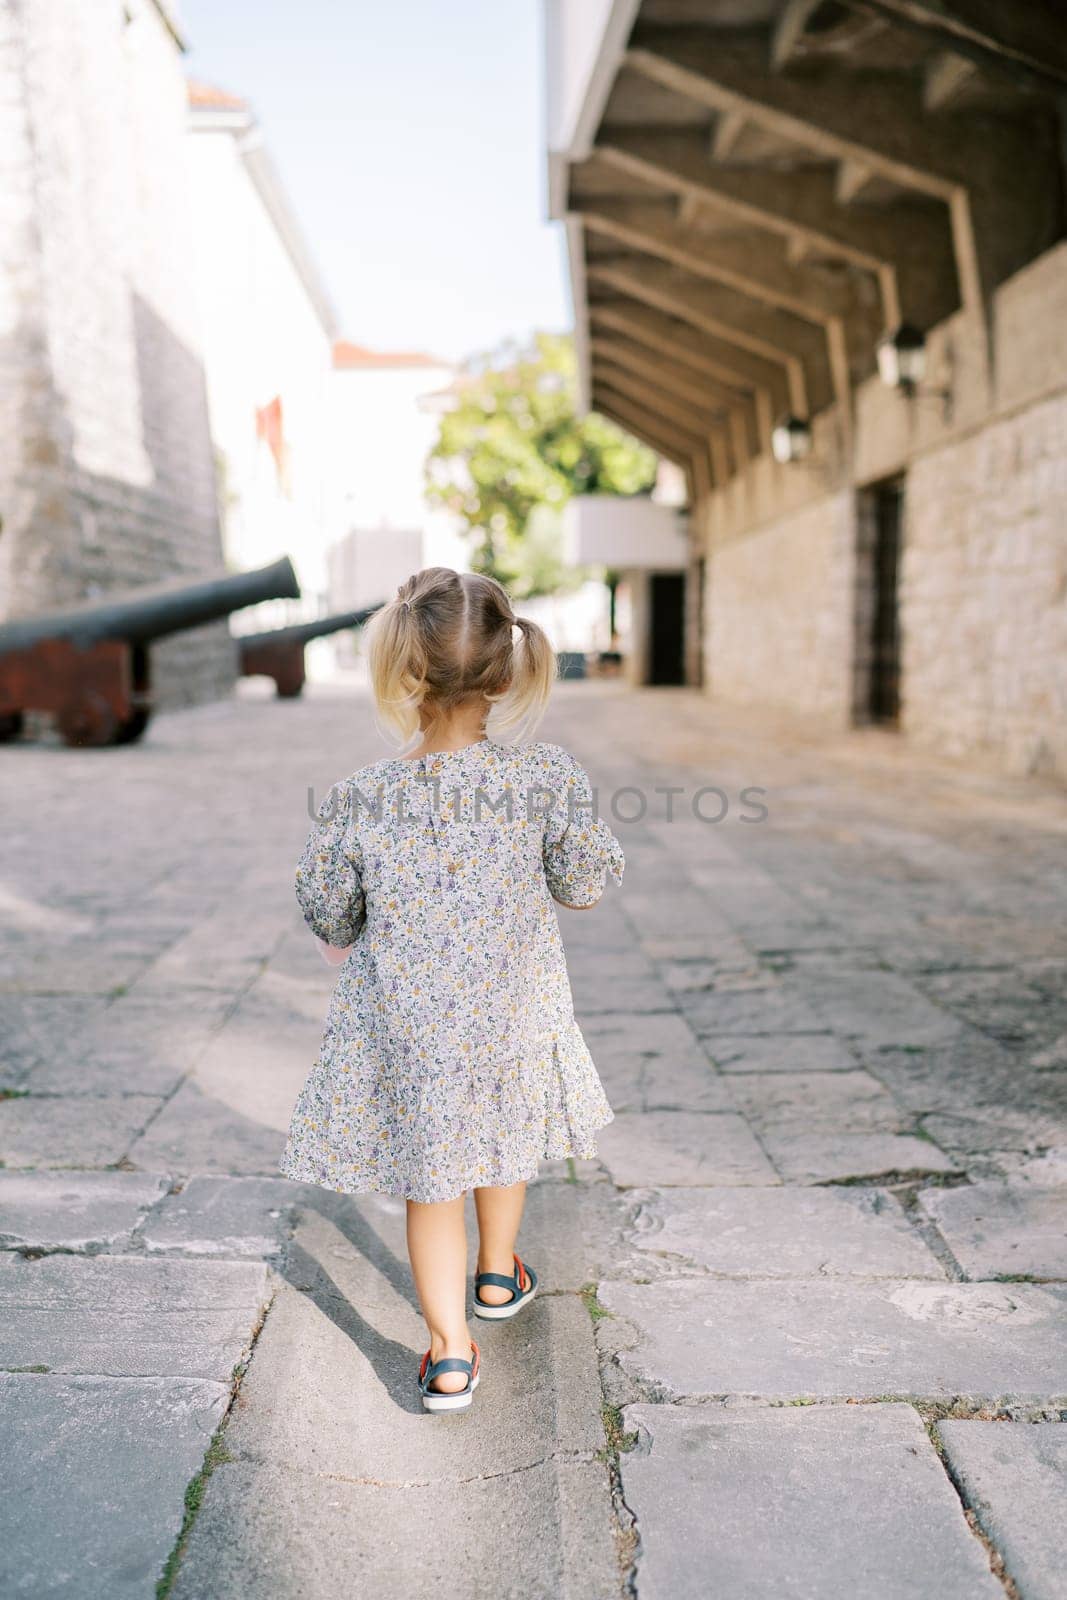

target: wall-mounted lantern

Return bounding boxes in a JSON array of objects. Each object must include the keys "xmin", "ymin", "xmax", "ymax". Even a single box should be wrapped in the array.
[
  {"xmin": 877, "ymin": 323, "xmax": 953, "ymax": 419},
  {"xmin": 771, "ymin": 414, "xmax": 813, "ymax": 465},
  {"xmin": 877, "ymin": 323, "xmax": 926, "ymax": 395}
]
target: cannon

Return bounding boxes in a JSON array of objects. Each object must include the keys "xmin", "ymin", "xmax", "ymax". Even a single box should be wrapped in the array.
[
  {"xmin": 238, "ymin": 604, "xmax": 382, "ymax": 698},
  {"xmin": 0, "ymin": 555, "xmax": 300, "ymax": 747}
]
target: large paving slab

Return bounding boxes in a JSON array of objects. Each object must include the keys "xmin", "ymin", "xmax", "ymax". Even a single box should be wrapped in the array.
[
  {"xmin": 787, "ymin": 964, "xmax": 967, "ymax": 1050},
  {"xmin": 596, "ymin": 1111, "xmax": 779, "ymax": 1188},
  {"xmin": 599, "ymin": 1278, "xmax": 1067, "ymax": 1401},
  {"xmin": 142, "ymin": 1175, "xmax": 299, "ymax": 1258},
  {"xmin": 702, "ymin": 1032, "xmax": 860, "ymax": 1073},
  {"xmin": 169, "ymin": 1458, "xmax": 620, "ymax": 1600},
  {"xmin": 620, "ymin": 1403, "xmax": 1001, "ymax": 1600},
  {"xmin": 0, "ymin": 1255, "xmax": 270, "ymax": 1379},
  {"xmin": 0, "ymin": 1372, "xmax": 230, "ymax": 1600},
  {"xmin": 937, "ymin": 1420, "xmax": 1067, "ymax": 1600},
  {"xmin": 625, "ymin": 1186, "xmax": 945, "ymax": 1279},
  {"xmin": 579, "ymin": 1012, "xmax": 732, "ymax": 1112},
  {"xmin": 0, "ymin": 995, "xmax": 103, "ymax": 1089},
  {"xmin": 23, "ymin": 990, "xmax": 238, "ymax": 1097},
  {"xmin": 164, "ymin": 1183, "xmax": 623, "ymax": 1600},
  {"xmin": 0, "ymin": 1171, "xmax": 170, "ymax": 1251},
  {"xmin": 126, "ymin": 1077, "xmax": 292, "ymax": 1175},
  {"xmin": 238, "ymin": 1215, "xmax": 604, "ymax": 1483},
  {"xmin": 679, "ymin": 983, "xmax": 827, "ymax": 1036},
  {"xmin": 0, "ymin": 1093, "xmax": 163, "ymax": 1169},
  {"xmin": 758, "ymin": 1129, "xmax": 958, "ymax": 1184},
  {"xmin": 919, "ymin": 1176, "xmax": 1067, "ymax": 1280},
  {"xmin": 726, "ymin": 1069, "xmax": 905, "ymax": 1131}
]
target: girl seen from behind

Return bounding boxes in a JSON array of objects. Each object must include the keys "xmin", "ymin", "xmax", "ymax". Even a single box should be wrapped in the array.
[{"xmin": 280, "ymin": 567, "xmax": 624, "ymax": 1411}]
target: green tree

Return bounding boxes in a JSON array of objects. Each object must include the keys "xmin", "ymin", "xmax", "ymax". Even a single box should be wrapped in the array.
[{"xmin": 425, "ymin": 332, "xmax": 656, "ymax": 596}]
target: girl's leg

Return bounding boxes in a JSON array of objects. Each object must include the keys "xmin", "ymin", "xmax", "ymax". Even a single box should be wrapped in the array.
[
  {"xmin": 473, "ymin": 1180, "xmax": 528, "ymax": 1305},
  {"xmin": 406, "ymin": 1194, "xmax": 472, "ymax": 1393}
]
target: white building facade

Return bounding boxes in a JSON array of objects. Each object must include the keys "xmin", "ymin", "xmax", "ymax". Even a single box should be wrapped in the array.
[
  {"xmin": 185, "ymin": 81, "xmax": 338, "ymax": 635},
  {"xmin": 326, "ymin": 344, "xmax": 467, "ymax": 652}
]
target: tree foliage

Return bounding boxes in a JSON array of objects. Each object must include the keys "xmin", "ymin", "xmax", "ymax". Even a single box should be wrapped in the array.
[{"xmin": 425, "ymin": 332, "xmax": 657, "ymax": 596}]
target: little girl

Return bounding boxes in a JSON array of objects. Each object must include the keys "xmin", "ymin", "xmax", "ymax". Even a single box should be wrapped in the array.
[{"xmin": 280, "ymin": 567, "xmax": 624, "ymax": 1412}]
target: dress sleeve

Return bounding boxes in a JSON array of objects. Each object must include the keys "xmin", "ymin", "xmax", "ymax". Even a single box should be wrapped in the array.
[
  {"xmin": 541, "ymin": 749, "xmax": 625, "ymax": 908},
  {"xmin": 295, "ymin": 782, "xmax": 366, "ymax": 947}
]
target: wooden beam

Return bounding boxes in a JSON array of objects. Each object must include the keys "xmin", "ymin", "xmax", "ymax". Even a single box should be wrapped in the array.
[
  {"xmin": 589, "ymin": 301, "xmax": 779, "ymax": 448},
  {"xmin": 923, "ymin": 50, "xmax": 980, "ymax": 110},
  {"xmin": 592, "ymin": 337, "xmax": 759, "ymax": 465},
  {"xmin": 593, "ymin": 389, "xmax": 711, "ymax": 481},
  {"xmin": 710, "ymin": 107, "xmax": 747, "ymax": 159},
  {"xmin": 579, "ymin": 199, "xmax": 876, "ymax": 412},
  {"xmin": 578, "ymin": 200, "xmax": 874, "ymax": 326},
  {"xmin": 591, "ymin": 335, "xmax": 740, "ymax": 417},
  {"xmin": 626, "ymin": 28, "xmax": 1029, "ymax": 201},
  {"xmin": 836, "ymin": 159, "xmax": 880, "ymax": 204},
  {"xmin": 588, "ymin": 258, "xmax": 819, "ymax": 414},
  {"xmin": 594, "ymin": 358, "xmax": 724, "ymax": 439},
  {"xmin": 771, "ymin": 0, "xmax": 825, "ymax": 70},
  {"xmin": 595, "ymin": 373, "xmax": 727, "ymax": 482},
  {"xmin": 624, "ymin": 29, "xmax": 1056, "ymax": 316},
  {"xmin": 598, "ymin": 397, "xmax": 699, "ymax": 506},
  {"xmin": 596, "ymin": 131, "xmax": 959, "ymax": 330},
  {"xmin": 845, "ymin": 0, "xmax": 1067, "ymax": 93},
  {"xmin": 709, "ymin": 428, "xmax": 731, "ymax": 487},
  {"xmin": 727, "ymin": 406, "xmax": 751, "ymax": 472}
]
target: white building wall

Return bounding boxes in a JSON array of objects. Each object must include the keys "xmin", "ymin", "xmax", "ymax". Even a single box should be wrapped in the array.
[
  {"xmin": 184, "ymin": 115, "xmax": 335, "ymax": 625},
  {"xmin": 327, "ymin": 360, "xmax": 468, "ymax": 620}
]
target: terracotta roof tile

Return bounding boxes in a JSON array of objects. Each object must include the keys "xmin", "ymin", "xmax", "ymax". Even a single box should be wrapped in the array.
[
  {"xmin": 188, "ymin": 79, "xmax": 249, "ymax": 111},
  {"xmin": 333, "ymin": 340, "xmax": 445, "ymax": 371}
]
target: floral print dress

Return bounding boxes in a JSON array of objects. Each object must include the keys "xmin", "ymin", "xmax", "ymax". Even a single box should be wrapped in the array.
[{"xmin": 279, "ymin": 740, "xmax": 625, "ymax": 1203}]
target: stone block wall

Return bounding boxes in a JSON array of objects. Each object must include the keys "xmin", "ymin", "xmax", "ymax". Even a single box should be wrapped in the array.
[
  {"xmin": 902, "ymin": 389, "xmax": 1067, "ymax": 777},
  {"xmin": 0, "ymin": 0, "xmax": 235, "ymax": 710},
  {"xmin": 705, "ymin": 490, "xmax": 857, "ymax": 727},
  {"xmin": 698, "ymin": 241, "xmax": 1067, "ymax": 780}
]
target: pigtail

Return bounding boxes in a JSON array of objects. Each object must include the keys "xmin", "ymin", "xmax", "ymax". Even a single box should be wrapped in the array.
[
  {"xmin": 488, "ymin": 614, "xmax": 557, "ymax": 743},
  {"xmin": 365, "ymin": 590, "xmax": 429, "ymax": 749}
]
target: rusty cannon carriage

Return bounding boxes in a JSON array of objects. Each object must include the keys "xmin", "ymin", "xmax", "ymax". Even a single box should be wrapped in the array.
[
  {"xmin": 238, "ymin": 603, "xmax": 382, "ymax": 698},
  {"xmin": 0, "ymin": 555, "xmax": 300, "ymax": 747}
]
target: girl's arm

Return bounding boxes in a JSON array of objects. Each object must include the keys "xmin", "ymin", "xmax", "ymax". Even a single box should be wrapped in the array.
[
  {"xmin": 542, "ymin": 750, "xmax": 625, "ymax": 909},
  {"xmin": 295, "ymin": 782, "xmax": 366, "ymax": 948}
]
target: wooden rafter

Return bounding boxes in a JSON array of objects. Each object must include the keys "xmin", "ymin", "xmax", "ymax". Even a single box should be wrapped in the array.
[
  {"xmin": 589, "ymin": 258, "xmax": 818, "ymax": 415},
  {"xmin": 843, "ymin": 0, "xmax": 1067, "ymax": 93},
  {"xmin": 595, "ymin": 131, "xmax": 960, "ymax": 330},
  {"xmin": 589, "ymin": 301, "xmax": 777, "ymax": 450}
]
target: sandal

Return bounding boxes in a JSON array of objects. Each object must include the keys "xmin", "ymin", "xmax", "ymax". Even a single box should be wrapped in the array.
[
  {"xmin": 473, "ymin": 1253, "xmax": 538, "ymax": 1321},
  {"xmin": 417, "ymin": 1341, "xmax": 480, "ymax": 1413}
]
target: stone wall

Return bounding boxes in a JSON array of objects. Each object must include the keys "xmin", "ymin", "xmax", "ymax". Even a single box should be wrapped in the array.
[
  {"xmin": 698, "ymin": 241, "xmax": 1067, "ymax": 780},
  {"xmin": 0, "ymin": 0, "xmax": 235, "ymax": 710},
  {"xmin": 705, "ymin": 491, "xmax": 857, "ymax": 727},
  {"xmin": 902, "ymin": 390, "xmax": 1067, "ymax": 778}
]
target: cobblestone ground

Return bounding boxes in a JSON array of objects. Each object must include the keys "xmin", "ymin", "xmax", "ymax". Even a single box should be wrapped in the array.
[{"xmin": 2, "ymin": 680, "xmax": 1066, "ymax": 1599}]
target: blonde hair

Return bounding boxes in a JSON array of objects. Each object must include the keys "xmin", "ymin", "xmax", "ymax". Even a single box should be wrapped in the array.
[{"xmin": 365, "ymin": 567, "xmax": 557, "ymax": 749}]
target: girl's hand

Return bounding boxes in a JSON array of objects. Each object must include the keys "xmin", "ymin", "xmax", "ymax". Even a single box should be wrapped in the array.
[{"xmin": 316, "ymin": 936, "xmax": 353, "ymax": 967}]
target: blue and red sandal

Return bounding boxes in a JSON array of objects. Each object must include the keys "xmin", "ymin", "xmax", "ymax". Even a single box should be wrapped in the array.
[
  {"xmin": 473, "ymin": 1254, "xmax": 538, "ymax": 1321},
  {"xmin": 417, "ymin": 1341, "xmax": 480, "ymax": 1413}
]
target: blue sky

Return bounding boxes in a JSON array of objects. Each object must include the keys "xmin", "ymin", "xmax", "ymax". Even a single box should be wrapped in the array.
[{"xmin": 180, "ymin": 0, "xmax": 572, "ymax": 363}]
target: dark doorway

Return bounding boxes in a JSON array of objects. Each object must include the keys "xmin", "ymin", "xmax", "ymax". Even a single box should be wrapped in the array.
[
  {"xmin": 855, "ymin": 479, "xmax": 904, "ymax": 725},
  {"xmin": 648, "ymin": 572, "xmax": 686, "ymax": 685},
  {"xmin": 869, "ymin": 481, "xmax": 903, "ymax": 723}
]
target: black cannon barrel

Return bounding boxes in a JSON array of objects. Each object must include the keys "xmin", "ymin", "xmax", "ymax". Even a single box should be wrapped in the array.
[
  {"xmin": 0, "ymin": 556, "xmax": 300, "ymax": 655},
  {"xmin": 238, "ymin": 603, "xmax": 383, "ymax": 650}
]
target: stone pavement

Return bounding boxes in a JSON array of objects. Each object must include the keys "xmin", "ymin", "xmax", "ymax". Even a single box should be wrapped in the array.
[{"xmin": 1, "ymin": 680, "xmax": 1066, "ymax": 1599}]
